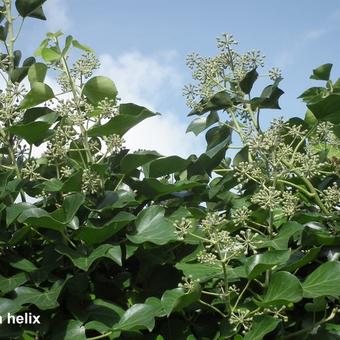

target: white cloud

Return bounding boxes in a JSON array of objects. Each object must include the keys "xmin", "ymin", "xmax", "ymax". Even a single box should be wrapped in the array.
[
  {"xmin": 44, "ymin": 0, "xmax": 71, "ymax": 32},
  {"xmin": 99, "ymin": 51, "xmax": 181, "ymax": 108},
  {"xmin": 99, "ymin": 52, "xmax": 203, "ymax": 157},
  {"xmin": 123, "ymin": 113, "xmax": 202, "ymax": 157}
]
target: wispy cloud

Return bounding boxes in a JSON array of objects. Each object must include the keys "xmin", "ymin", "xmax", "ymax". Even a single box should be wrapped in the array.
[
  {"xmin": 44, "ymin": 0, "xmax": 71, "ymax": 32},
  {"xmin": 275, "ymin": 12, "xmax": 340, "ymax": 69}
]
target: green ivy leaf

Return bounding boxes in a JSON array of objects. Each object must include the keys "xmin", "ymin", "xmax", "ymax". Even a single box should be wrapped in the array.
[
  {"xmin": 127, "ymin": 206, "xmax": 176, "ymax": 245},
  {"xmin": 41, "ymin": 178, "xmax": 63, "ymax": 192},
  {"xmin": 22, "ymin": 107, "xmax": 54, "ymax": 122},
  {"xmin": 27, "ymin": 5, "xmax": 46, "ymax": 20},
  {"xmin": 51, "ymin": 320, "xmax": 86, "ymax": 340},
  {"xmin": 243, "ymin": 315, "xmax": 280, "ymax": 340},
  {"xmin": 299, "ymin": 87, "xmax": 328, "ymax": 104},
  {"xmin": 6, "ymin": 202, "xmax": 34, "ymax": 226},
  {"xmin": 239, "ymin": 68, "xmax": 258, "ymax": 94},
  {"xmin": 95, "ymin": 190, "xmax": 137, "ymax": 210},
  {"xmin": 56, "ymin": 244, "xmax": 122, "ymax": 271},
  {"xmin": 15, "ymin": 0, "xmax": 46, "ymax": 18},
  {"xmin": 206, "ymin": 125, "xmax": 231, "ymax": 151},
  {"xmin": 0, "ymin": 22, "xmax": 8, "ymax": 41},
  {"xmin": 301, "ymin": 224, "xmax": 340, "ymax": 247},
  {"xmin": 161, "ymin": 284, "xmax": 201, "ymax": 316},
  {"xmin": 233, "ymin": 146, "xmax": 249, "ymax": 167},
  {"xmin": 8, "ymin": 121, "xmax": 53, "ymax": 145},
  {"xmin": 84, "ymin": 299, "xmax": 124, "ymax": 330},
  {"xmin": 148, "ymin": 156, "xmax": 191, "ymax": 178},
  {"xmin": 72, "ymin": 39, "xmax": 93, "ymax": 53},
  {"xmin": 186, "ymin": 111, "xmax": 219, "ymax": 135},
  {"xmin": 88, "ymin": 103, "xmax": 157, "ymax": 137},
  {"xmin": 14, "ymin": 276, "xmax": 71, "ymax": 310},
  {"xmin": 130, "ymin": 178, "xmax": 204, "ymax": 198},
  {"xmin": 62, "ymin": 193, "xmax": 85, "ymax": 222},
  {"xmin": 310, "ymin": 63, "xmax": 333, "ymax": 81},
  {"xmin": 283, "ymin": 247, "xmax": 321, "ymax": 272},
  {"xmin": 260, "ymin": 271, "xmax": 303, "ymax": 306},
  {"xmin": 62, "ymin": 35, "xmax": 74, "ymax": 56},
  {"xmin": 189, "ymin": 91, "xmax": 233, "ymax": 116},
  {"xmin": 175, "ymin": 262, "xmax": 223, "ymax": 282},
  {"xmin": 41, "ymin": 47, "xmax": 61, "ymax": 62},
  {"xmin": 19, "ymin": 82, "xmax": 54, "ymax": 109},
  {"xmin": 82, "ymin": 76, "xmax": 117, "ymax": 105},
  {"xmin": 307, "ymin": 94, "xmax": 340, "ymax": 124},
  {"xmin": 120, "ymin": 150, "xmax": 161, "ymax": 173},
  {"xmin": 258, "ymin": 221, "xmax": 303, "ymax": 250},
  {"xmin": 251, "ymin": 79, "xmax": 284, "ymax": 110},
  {"xmin": 28, "ymin": 62, "xmax": 47, "ymax": 85},
  {"xmin": 0, "ymin": 273, "xmax": 27, "ymax": 294},
  {"xmin": 325, "ymin": 323, "xmax": 340, "ymax": 335},
  {"xmin": 115, "ymin": 303, "xmax": 159, "ymax": 332},
  {"xmin": 302, "ymin": 261, "xmax": 340, "ymax": 298},
  {"xmin": 0, "ymin": 298, "xmax": 22, "ymax": 321},
  {"xmin": 245, "ymin": 250, "xmax": 291, "ymax": 279},
  {"xmin": 10, "ymin": 258, "xmax": 38, "ymax": 273},
  {"xmin": 17, "ymin": 207, "xmax": 65, "ymax": 231},
  {"xmin": 74, "ymin": 212, "xmax": 135, "ymax": 245},
  {"xmin": 9, "ymin": 66, "xmax": 30, "ymax": 83}
]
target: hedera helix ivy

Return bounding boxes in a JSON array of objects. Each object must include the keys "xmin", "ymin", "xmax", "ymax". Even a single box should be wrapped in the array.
[{"xmin": 0, "ymin": 1, "xmax": 339, "ymax": 339}]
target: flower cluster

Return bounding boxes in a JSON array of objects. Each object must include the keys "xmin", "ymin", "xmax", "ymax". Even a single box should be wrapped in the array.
[
  {"xmin": 0, "ymin": 83, "xmax": 26, "ymax": 124},
  {"xmin": 197, "ymin": 250, "xmax": 218, "ymax": 265},
  {"xmin": 183, "ymin": 32, "xmax": 278, "ymax": 114},
  {"xmin": 231, "ymin": 207, "xmax": 251, "ymax": 226},
  {"xmin": 97, "ymin": 97, "xmax": 119, "ymax": 118},
  {"xmin": 60, "ymin": 165, "xmax": 73, "ymax": 178},
  {"xmin": 81, "ymin": 168, "xmax": 102, "ymax": 194},
  {"xmin": 174, "ymin": 217, "xmax": 193, "ymax": 240},
  {"xmin": 21, "ymin": 160, "xmax": 40, "ymax": 180},
  {"xmin": 178, "ymin": 276, "xmax": 200, "ymax": 292},
  {"xmin": 229, "ymin": 308, "xmax": 254, "ymax": 334},
  {"xmin": 235, "ymin": 229, "xmax": 260, "ymax": 255},
  {"xmin": 71, "ymin": 52, "xmax": 100, "ymax": 80},
  {"xmin": 251, "ymin": 186, "xmax": 282, "ymax": 210},
  {"xmin": 201, "ymin": 212, "xmax": 226, "ymax": 232},
  {"xmin": 44, "ymin": 125, "xmax": 74, "ymax": 162},
  {"xmin": 57, "ymin": 52, "xmax": 100, "ymax": 91},
  {"xmin": 281, "ymin": 190, "xmax": 300, "ymax": 217},
  {"xmin": 103, "ymin": 134, "xmax": 125, "ymax": 154},
  {"xmin": 321, "ymin": 182, "xmax": 340, "ymax": 211}
]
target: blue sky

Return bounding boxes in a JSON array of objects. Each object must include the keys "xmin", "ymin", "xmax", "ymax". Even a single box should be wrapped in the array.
[{"xmin": 18, "ymin": 0, "xmax": 340, "ymax": 156}]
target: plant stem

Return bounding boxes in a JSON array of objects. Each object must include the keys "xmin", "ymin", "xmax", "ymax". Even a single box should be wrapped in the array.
[
  {"xmin": 230, "ymin": 109, "xmax": 246, "ymax": 144},
  {"xmin": 282, "ymin": 160, "xmax": 329, "ymax": 215},
  {"xmin": 216, "ymin": 244, "xmax": 230, "ymax": 315},
  {"xmin": 7, "ymin": 141, "xmax": 26, "ymax": 202},
  {"xmin": 58, "ymin": 42, "xmax": 93, "ymax": 163},
  {"xmin": 277, "ymin": 179, "xmax": 314, "ymax": 197},
  {"xmin": 13, "ymin": 18, "xmax": 24, "ymax": 42},
  {"xmin": 201, "ymin": 290, "xmax": 226, "ymax": 297},
  {"xmin": 87, "ymin": 331, "xmax": 113, "ymax": 340},
  {"xmin": 231, "ymin": 280, "xmax": 250, "ymax": 312},
  {"xmin": 198, "ymin": 299, "xmax": 226, "ymax": 318},
  {"xmin": 5, "ymin": 0, "xmax": 14, "ymax": 74}
]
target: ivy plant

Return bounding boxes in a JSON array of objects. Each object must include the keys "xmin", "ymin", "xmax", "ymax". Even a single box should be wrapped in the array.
[{"xmin": 0, "ymin": 1, "xmax": 339, "ymax": 339}]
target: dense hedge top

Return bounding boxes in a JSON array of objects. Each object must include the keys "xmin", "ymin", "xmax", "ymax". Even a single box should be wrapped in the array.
[{"xmin": 0, "ymin": 1, "xmax": 339, "ymax": 339}]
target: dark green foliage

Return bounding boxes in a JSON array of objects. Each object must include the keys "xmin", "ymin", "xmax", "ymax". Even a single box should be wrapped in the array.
[{"xmin": 0, "ymin": 1, "xmax": 339, "ymax": 339}]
